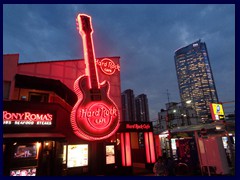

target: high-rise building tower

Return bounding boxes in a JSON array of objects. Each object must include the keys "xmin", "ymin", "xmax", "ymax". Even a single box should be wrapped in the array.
[
  {"xmin": 174, "ymin": 40, "xmax": 219, "ymax": 120},
  {"xmin": 135, "ymin": 94, "xmax": 150, "ymax": 122},
  {"xmin": 121, "ymin": 89, "xmax": 136, "ymax": 122}
]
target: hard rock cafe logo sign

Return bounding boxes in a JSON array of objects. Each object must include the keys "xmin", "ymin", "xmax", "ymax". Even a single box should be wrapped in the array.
[
  {"xmin": 96, "ymin": 58, "xmax": 120, "ymax": 75},
  {"xmin": 126, "ymin": 123, "xmax": 151, "ymax": 130},
  {"xmin": 78, "ymin": 103, "xmax": 118, "ymax": 129}
]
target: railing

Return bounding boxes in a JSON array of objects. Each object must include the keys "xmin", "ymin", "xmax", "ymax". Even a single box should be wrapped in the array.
[{"xmin": 50, "ymin": 95, "xmax": 73, "ymax": 112}]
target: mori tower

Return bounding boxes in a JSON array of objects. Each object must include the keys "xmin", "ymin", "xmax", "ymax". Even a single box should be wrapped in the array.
[{"xmin": 174, "ymin": 40, "xmax": 219, "ymax": 121}]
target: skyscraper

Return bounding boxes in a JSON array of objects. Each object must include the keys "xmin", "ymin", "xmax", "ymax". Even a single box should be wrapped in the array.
[
  {"xmin": 135, "ymin": 94, "xmax": 150, "ymax": 122},
  {"xmin": 174, "ymin": 40, "xmax": 219, "ymax": 120},
  {"xmin": 121, "ymin": 89, "xmax": 136, "ymax": 122}
]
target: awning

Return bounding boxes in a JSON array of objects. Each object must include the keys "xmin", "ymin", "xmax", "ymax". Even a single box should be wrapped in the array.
[
  {"xmin": 15, "ymin": 74, "xmax": 77, "ymax": 106},
  {"xmin": 169, "ymin": 122, "xmax": 225, "ymax": 134},
  {"xmin": 3, "ymin": 133, "xmax": 66, "ymax": 139}
]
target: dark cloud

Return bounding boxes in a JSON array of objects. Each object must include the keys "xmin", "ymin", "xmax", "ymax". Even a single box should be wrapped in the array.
[{"xmin": 3, "ymin": 4, "xmax": 235, "ymax": 120}]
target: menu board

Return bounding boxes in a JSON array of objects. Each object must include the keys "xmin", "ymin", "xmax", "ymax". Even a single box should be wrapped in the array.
[
  {"xmin": 222, "ymin": 136, "xmax": 228, "ymax": 149},
  {"xmin": 106, "ymin": 145, "xmax": 115, "ymax": 164},
  {"xmin": 171, "ymin": 139, "xmax": 176, "ymax": 150},
  {"xmin": 67, "ymin": 144, "xmax": 88, "ymax": 168},
  {"xmin": 63, "ymin": 145, "xmax": 67, "ymax": 164}
]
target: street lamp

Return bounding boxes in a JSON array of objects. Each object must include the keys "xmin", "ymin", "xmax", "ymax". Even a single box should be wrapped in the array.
[{"xmin": 165, "ymin": 100, "xmax": 192, "ymax": 158}]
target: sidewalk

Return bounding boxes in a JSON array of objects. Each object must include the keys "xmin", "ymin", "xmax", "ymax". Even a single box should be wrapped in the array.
[{"xmin": 133, "ymin": 167, "xmax": 155, "ymax": 176}]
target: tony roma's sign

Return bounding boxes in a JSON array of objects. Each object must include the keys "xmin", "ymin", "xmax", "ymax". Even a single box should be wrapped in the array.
[{"xmin": 3, "ymin": 110, "xmax": 54, "ymax": 127}]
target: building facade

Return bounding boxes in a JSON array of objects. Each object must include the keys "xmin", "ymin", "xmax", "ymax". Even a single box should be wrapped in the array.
[
  {"xmin": 174, "ymin": 40, "xmax": 219, "ymax": 121},
  {"xmin": 3, "ymin": 54, "xmax": 122, "ymax": 176},
  {"xmin": 135, "ymin": 94, "xmax": 150, "ymax": 122},
  {"xmin": 157, "ymin": 102, "xmax": 198, "ymax": 132},
  {"xmin": 3, "ymin": 54, "xmax": 156, "ymax": 176},
  {"xmin": 121, "ymin": 89, "xmax": 136, "ymax": 122}
]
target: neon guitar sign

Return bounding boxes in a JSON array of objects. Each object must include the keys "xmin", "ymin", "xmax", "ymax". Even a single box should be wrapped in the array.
[{"xmin": 71, "ymin": 14, "xmax": 120, "ymax": 141}]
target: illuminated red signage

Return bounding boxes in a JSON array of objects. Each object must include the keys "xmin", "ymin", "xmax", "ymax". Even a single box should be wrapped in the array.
[
  {"xmin": 71, "ymin": 14, "xmax": 120, "ymax": 141},
  {"xmin": 78, "ymin": 103, "xmax": 118, "ymax": 129},
  {"xmin": 96, "ymin": 58, "xmax": 120, "ymax": 75},
  {"xmin": 118, "ymin": 122, "xmax": 153, "ymax": 132},
  {"xmin": 3, "ymin": 111, "xmax": 53, "ymax": 126},
  {"xmin": 126, "ymin": 123, "xmax": 151, "ymax": 130}
]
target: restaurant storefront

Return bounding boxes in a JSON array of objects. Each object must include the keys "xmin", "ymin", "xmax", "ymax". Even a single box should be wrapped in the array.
[
  {"xmin": 3, "ymin": 101, "xmax": 68, "ymax": 176},
  {"xmin": 3, "ymin": 53, "xmax": 122, "ymax": 176},
  {"xmin": 3, "ymin": 100, "xmax": 156, "ymax": 176}
]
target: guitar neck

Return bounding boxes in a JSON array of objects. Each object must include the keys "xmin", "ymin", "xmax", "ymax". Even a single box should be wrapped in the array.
[
  {"xmin": 77, "ymin": 14, "xmax": 99, "ymax": 90},
  {"xmin": 84, "ymin": 32, "xmax": 99, "ymax": 90}
]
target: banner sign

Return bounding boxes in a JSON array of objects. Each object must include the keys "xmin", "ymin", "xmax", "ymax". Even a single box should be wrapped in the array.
[
  {"xmin": 3, "ymin": 110, "xmax": 54, "ymax": 127},
  {"xmin": 209, "ymin": 103, "xmax": 225, "ymax": 120}
]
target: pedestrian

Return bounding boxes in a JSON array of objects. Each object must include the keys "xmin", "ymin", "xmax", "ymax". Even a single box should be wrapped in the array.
[
  {"xmin": 153, "ymin": 156, "xmax": 167, "ymax": 176},
  {"xmin": 166, "ymin": 157, "xmax": 175, "ymax": 176},
  {"xmin": 175, "ymin": 162, "xmax": 189, "ymax": 176}
]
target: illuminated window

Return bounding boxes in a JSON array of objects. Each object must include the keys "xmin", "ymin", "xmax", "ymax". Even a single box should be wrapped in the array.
[{"xmin": 138, "ymin": 132, "xmax": 145, "ymax": 149}]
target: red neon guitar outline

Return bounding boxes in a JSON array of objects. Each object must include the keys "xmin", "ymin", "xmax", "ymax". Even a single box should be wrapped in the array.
[{"xmin": 71, "ymin": 14, "xmax": 120, "ymax": 141}]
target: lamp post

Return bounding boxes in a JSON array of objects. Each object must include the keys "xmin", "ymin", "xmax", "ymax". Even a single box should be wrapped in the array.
[
  {"xmin": 166, "ymin": 109, "xmax": 173, "ymax": 158},
  {"xmin": 165, "ymin": 100, "xmax": 192, "ymax": 158}
]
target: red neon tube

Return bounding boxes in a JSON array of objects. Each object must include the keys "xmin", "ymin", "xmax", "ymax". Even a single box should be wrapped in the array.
[
  {"xmin": 149, "ymin": 132, "xmax": 156, "ymax": 163},
  {"xmin": 125, "ymin": 132, "xmax": 132, "ymax": 166},
  {"xmin": 120, "ymin": 133, "xmax": 132, "ymax": 166},
  {"xmin": 121, "ymin": 133, "xmax": 126, "ymax": 166},
  {"xmin": 144, "ymin": 132, "xmax": 150, "ymax": 163}
]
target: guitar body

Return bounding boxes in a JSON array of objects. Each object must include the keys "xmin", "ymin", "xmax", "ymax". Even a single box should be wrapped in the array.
[
  {"xmin": 71, "ymin": 13, "xmax": 120, "ymax": 141},
  {"xmin": 71, "ymin": 75, "xmax": 120, "ymax": 140}
]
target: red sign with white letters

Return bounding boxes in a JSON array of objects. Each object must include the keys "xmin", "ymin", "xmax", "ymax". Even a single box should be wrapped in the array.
[{"xmin": 3, "ymin": 110, "xmax": 53, "ymax": 126}]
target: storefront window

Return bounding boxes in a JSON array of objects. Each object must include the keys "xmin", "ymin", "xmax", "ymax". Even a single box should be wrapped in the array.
[
  {"xmin": 138, "ymin": 132, "xmax": 144, "ymax": 149},
  {"xmin": 13, "ymin": 143, "xmax": 38, "ymax": 159}
]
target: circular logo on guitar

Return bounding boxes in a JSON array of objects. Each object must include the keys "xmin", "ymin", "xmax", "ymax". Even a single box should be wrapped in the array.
[{"xmin": 83, "ymin": 103, "xmax": 118, "ymax": 129}]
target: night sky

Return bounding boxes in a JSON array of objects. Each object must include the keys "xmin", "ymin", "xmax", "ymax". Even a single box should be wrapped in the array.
[{"xmin": 3, "ymin": 4, "xmax": 235, "ymax": 120}]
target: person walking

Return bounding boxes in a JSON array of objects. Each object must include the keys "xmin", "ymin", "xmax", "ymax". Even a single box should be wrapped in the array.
[
  {"xmin": 166, "ymin": 157, "xmax": 175, "ymax": 176},
  {"xmin": 153, "ymin": 156, "xmax": 167, "ymax": 176}
]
